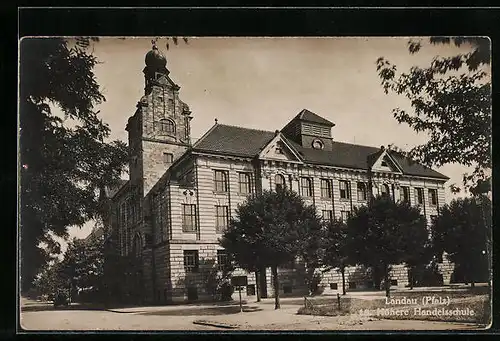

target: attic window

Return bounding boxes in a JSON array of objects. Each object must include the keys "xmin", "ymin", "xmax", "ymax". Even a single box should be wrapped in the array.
[{"xmin": 312, "ymin": 139, "xmax": 324, "ymax": 150}]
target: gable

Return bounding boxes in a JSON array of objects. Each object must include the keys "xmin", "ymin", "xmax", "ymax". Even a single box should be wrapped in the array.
[
  {"xmin": 259, "ymin": 134, "xmax": 303, "ymax": 163},
  {"xmin": 156, "ymin": 74, "xmax": 178, "ymax": 88},
  {"xmin": 371, "ymin": 151, "xmax": 403, "ymax": 174}
]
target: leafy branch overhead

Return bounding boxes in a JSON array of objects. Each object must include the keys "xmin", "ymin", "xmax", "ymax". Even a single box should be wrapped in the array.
[
  {"xmin": 376, "ymin": 37, "xmax": 491, "ymax": 193},
  {"xmin": 150, "ymin": 36, "xmax": 189, "ymax": 50},
  {"xmin": 20, "ymin": 38, "xmax": 129, "ymax": 292}
]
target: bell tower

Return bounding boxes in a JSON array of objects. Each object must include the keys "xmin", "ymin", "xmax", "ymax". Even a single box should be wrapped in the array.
[{"xmin": 127, "ymin": 42, "xmax": 193, "ymax": 197}]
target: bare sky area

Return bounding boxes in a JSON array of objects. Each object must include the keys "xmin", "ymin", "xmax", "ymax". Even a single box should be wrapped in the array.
[{"xmin": 55, "ymin": 37, "xmax": 483, "ymax": 243}]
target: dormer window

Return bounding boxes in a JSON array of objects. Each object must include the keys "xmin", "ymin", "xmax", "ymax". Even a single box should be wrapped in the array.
[{"xmin": 312, "ymin": 139, "xmax": 324, "ymax": 150}]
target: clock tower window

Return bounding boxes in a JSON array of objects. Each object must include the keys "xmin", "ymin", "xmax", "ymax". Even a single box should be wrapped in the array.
[{"xmin": 158, "ymin": 119, "xmax": 175, "ymax": 135}]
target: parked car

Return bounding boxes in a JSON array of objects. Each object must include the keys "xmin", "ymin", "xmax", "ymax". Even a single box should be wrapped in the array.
[{"xmin": 53, "ymin": 290, "xmax": 69, "ymax": 308}]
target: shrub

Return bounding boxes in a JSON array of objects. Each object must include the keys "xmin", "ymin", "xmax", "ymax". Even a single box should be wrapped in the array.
[
  {"xmin": 308, "ymin": 272, "xmax": 324, "ymax": 296},
  {"xmin": 218, "ymin": 282, "xmax": 234, "ymax": 301}
]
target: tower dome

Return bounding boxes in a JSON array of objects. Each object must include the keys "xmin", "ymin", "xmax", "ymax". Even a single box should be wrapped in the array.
[{"xmin": 145, "ymin": 44, "xmax": 167, "ymax": 69}]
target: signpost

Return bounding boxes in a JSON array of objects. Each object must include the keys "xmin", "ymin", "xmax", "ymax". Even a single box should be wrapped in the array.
[{"xmin": 231, "ymin": 276, "xmax": 248, "ymax": 313}]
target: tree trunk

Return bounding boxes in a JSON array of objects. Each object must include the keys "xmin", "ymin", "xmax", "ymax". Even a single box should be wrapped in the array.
[
  {"xmin": 255, "ymin": 270, "xmax": 261, "ymax": 302},
  {"xmin": 384, "ymin": 264, "xmax": 390, "ymax": 298},
  {"xmin": 372, "ymin": 265, "xmax": 382, "ymax": 290},
  {"xmin": 341, "ymin": 267, "xmax": 346, "ymax": 295},
  {"xmin": 272, "ymin": 265, "xmax": 280, "ymax": 309}
]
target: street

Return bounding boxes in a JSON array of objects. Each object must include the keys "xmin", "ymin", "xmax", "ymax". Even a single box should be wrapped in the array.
[{"xmin": 20, "ymin": 296, "xmax": 485, "ymax": 331}]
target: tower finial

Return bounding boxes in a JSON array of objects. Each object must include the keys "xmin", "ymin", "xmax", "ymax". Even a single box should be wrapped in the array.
[{"xmin": 215, "ymin": 118, "xmax": 218, "ymax": 124}]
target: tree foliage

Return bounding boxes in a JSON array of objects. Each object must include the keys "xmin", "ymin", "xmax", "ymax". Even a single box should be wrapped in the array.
[
  {"xmin": 219, "ymin": 188, "xmax": 323, "ymax": 309},
  {"xmin": 376, "ymin": 37, "xmax": 491, "ymax": 193},
  {"xmin": 347, "ymin": 196, "xmax": 428, "ymax": 297},
  {"xmin": 432, "ymin": 196, "xmax": 491, "ymax": 287},
  {"xmin": 321, "ymin": 219, "xmax": 350, "ymax": 295},
  {"xmin": 19, "ymin": 38, "xmax": 129, "ymax": 292},
  {"xmin": 33, "ymin": 235, "xmax": 105, "ymax": 302},
  {"xmin": 60, "ymin": 236, "xmax": 105, "ymax": 295},
  {"xmin": 33, "ymin": 260, "xmax": 67, "ymax": 298}
]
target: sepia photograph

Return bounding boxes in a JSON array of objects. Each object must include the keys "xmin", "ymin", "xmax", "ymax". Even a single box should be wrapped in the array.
[{"xmin": 18, "ymin": 36, "xmax": 492, "ymax": 331}]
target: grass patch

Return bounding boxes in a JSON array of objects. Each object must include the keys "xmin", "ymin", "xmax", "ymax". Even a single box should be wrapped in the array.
[{"xmin": 298, "ymin": 291, "xmax": 490, "ymax": 325}]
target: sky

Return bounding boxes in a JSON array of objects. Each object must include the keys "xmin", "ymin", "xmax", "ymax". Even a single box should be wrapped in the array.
[{"xmin": 60, "ymin": 36, "xmax": 482, "ymax": 244}]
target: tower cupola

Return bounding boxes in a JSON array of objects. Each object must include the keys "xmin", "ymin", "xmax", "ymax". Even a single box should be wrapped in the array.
[{"xmin": 143, "ymin": 42, "xmax": 169, "ymax": 93}]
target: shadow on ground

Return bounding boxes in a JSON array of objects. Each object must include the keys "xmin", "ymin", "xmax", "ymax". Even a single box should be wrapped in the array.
[
  {"xmin": 21, "ymin": 304, "xmax": 107, "ymax": 313},
  {"xmin": 139, "ymin": 305, "xmax": 263, "ymax": 316}
]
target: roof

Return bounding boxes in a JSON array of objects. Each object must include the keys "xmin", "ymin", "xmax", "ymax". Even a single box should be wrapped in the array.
[
  {"xmin": 192, "ymin": 124, "xmax": 449, "ymax": 180},
  {"xmin": 293, "ymin": 109, "xmax": 335, "ymax": 127},
  {"xmin": 288, "ymin": 140, "xmax": 448, "ymax": 179},
  {"xmin": 192, "ymin": 124, "xmax": 275, "ymax": 157},
  {"xmin": 106, "ymin": 179, "xmax": 128, "ymax": 198}
]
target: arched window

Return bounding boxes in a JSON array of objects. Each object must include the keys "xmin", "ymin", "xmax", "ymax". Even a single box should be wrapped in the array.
[
  {"xmin": 275, "ymin": 174, "xmax": 286, "ymax": 191},
  {"xmin": 133, "ymin": 234, "xmax": 142, "ymax": 258},
  {"xmin": 381, "ymin": 184, "xmax": 390, "ymax": 197},
  {"xmin": 159, "ymin": 119, "xmax": 175, "ymax": 134}
]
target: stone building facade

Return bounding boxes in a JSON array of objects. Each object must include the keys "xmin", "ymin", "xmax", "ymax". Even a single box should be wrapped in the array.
[{"xmin": 106, "ymin": 45, "xmax": 452, "ymax": 304}]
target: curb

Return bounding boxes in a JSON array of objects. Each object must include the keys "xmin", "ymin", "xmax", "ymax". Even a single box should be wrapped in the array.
[{"xmin": 193, "ymin": 320, "xmax": 239, "ymax": 329}]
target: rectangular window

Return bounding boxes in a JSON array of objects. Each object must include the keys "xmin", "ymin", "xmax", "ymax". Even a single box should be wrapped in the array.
[
  {"xmin": 357, "ymin": 182, "xmax": 367, "ymax": 201},
  {"xmin": 339, "ymin": 180, "xmax": 350, "ymax": 199},
  {"xmin": 238, "ymin": 172, "xmax": 252, "ymax": 194},
  {"xmin": 246, "ymin": 285, "xmax": 256, "ymax": 296},
  {"xmin": 322, "ymin": 210, "xmax": 333, "ymax": 223},
  {"xmin": 215, "ymin": 205, "xmax": 229, "ymax": 233},
  {"xmin": 182, "ymin": 204, "xmax": 197, "ymax": 232},
  {"xmin": 415, "ymin": 188, "xmax": 424, "ymax": 205},
  {"xmin": 214, "ymin": 170, "xmax": 228, "ymax": 192},
  {"xmin": 217, "ymin": 250, "xmax": 230, "ymax": 271},
  {"xmin": 301, "ymin": 177, "xmax": 313, "ymax": 197},
  {"xmin": 400, "ymin": 186, "xmax": 410, "ymax": 203},
  {"xmin": 320, "ymin": 179, "xmax": 332, "ymax": 198},
  {"xmin": 428, "ymin": 189, "xmax": 438, "ymax": 206},
  {"xmin": 183, "ymin": 250, "xmax": 199, "ymax": 273},
  {"xmin": 163, "ymin": 152, "xmax": 174, "ymax": 164},
  {"xmin": 341, "ymin": 210, "xmax": 351, "ymax": 223}
]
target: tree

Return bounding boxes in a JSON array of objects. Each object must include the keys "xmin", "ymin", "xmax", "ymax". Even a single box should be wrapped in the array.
[
  {"xmin": 348, "ymin": 196, "xmax": 428, "ymax": 297},
  {"xmin": 322, "ymin": 219, "xmax": 350, "ymax": 295},
  {"xmin": 220, "ymin": 188, "xmax": 323, "ymax": 309},
  {"xmin": 432, "ymin": 196, "xmax": 491, "ymax": 288},
  {"xmin": 33, "ymin": 260, "xmax": 67, "ymax": 299},
  {"xmin": 19, "ymin": 37, "xmax": 129, "ymax": 292},
  {"xmin": 376, "ymin": 37, "xmax": 491, "ymax": 193},
  {"xmin": 59, "ymin": 236, "xmax": 105, "ymax": 302}
]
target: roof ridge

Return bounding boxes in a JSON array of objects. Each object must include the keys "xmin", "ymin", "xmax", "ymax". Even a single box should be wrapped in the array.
[
  {"xmin": 332, "ymin": 140, "xmax": 380, "ymax": 150},
  {"xmin": 216, "ymin": 123, "xmax": 274, "ymax": 134}
]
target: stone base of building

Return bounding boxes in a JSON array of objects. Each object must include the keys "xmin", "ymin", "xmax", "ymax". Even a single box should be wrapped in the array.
[{"xmin": 120, "ymin": 258, "xmax": 456, "ymax": 305}]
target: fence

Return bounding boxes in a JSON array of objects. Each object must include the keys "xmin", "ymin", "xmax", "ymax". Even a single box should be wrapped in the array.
[{"xmin": 303, "ymin": 294, "xmax": 350, "ymax": 315}]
